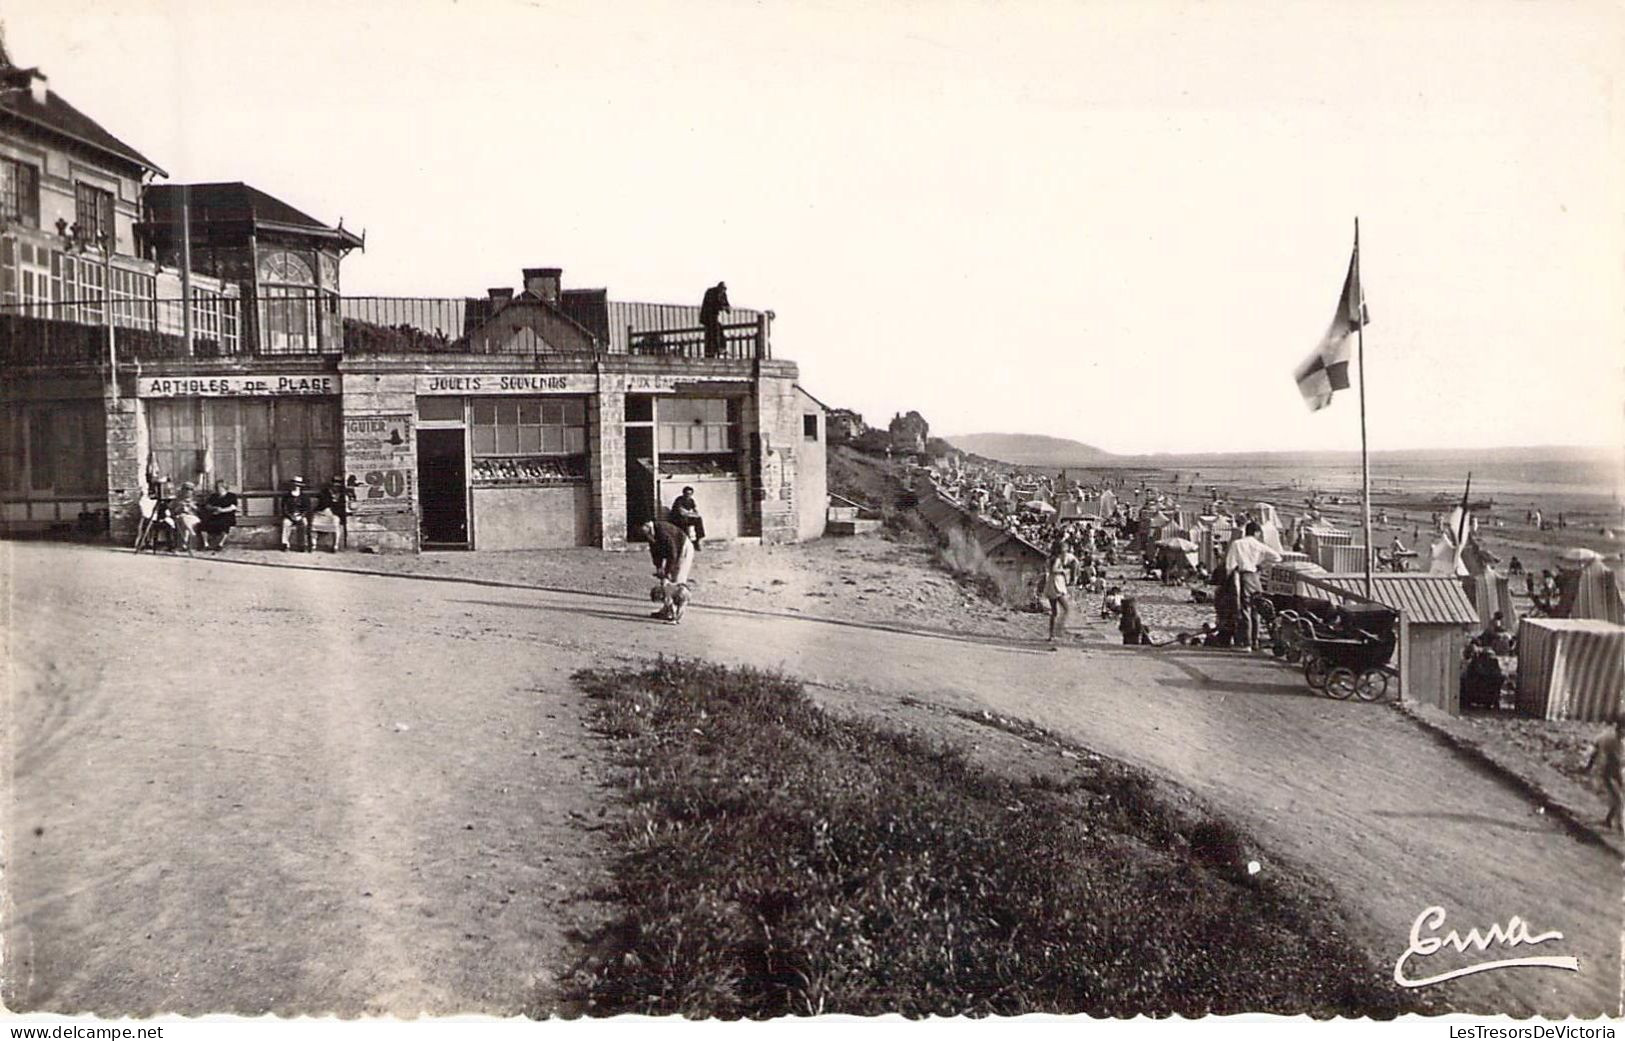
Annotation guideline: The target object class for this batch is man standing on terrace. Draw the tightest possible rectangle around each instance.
[1225,521,1283,651]
[700,281,730,357]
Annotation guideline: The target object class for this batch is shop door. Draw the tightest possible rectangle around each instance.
[625,426,656,540]
[417,428,468,545]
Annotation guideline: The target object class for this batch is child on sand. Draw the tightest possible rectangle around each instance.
[1585,721,1623,832]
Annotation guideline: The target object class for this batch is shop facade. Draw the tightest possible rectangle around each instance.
[56,352,824,552]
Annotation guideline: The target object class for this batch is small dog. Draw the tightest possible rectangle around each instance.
[650,580,692,624]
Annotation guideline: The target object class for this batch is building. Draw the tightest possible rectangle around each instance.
[1,48,827,553]
[888,410,928,454]
[1,47,240,534]
[825,408,865,444]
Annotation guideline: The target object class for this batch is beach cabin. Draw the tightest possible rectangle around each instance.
[1298,573,1480,714]
[1516,618,1625,722]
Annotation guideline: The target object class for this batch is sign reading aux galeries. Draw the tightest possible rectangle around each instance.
[137,375,337,397]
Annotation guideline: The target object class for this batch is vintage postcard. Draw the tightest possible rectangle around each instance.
[1,0,1622,1033]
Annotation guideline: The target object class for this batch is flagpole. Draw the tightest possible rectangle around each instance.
[1355,217,1374,598]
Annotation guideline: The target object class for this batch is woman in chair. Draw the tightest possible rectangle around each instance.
[200,479,239,551]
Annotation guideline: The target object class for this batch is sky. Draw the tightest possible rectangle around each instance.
[9,0,1623,455]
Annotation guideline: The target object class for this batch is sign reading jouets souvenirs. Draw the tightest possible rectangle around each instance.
[416,373,598,395]
[137,374,337,397]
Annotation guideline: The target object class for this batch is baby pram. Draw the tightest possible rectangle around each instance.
[1296,604,1399,701]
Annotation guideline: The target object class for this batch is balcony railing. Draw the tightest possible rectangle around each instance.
[0,295,772,365]
[626,318,769,361]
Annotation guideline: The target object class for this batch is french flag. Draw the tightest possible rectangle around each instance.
[1295,244,1370,411]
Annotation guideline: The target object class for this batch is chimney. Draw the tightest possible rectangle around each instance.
[27,69,45,104]
[488,287,514,304]
[522,267,562,305]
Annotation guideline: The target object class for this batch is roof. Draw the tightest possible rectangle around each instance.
[794,383,832,412]
[143,183,363,248]
[0,67,163,174]
[1309,573,1480,626]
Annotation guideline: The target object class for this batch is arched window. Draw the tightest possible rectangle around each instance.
[257,248,335,354]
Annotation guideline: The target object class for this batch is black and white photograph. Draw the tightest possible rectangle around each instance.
[1,0,1622,1032]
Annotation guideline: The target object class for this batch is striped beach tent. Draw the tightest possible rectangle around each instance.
[1515,617,1625,722]
[1570,560,1624,625]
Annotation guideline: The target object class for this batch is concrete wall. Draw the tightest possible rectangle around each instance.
[752,368,805,545]
[338,368,420,553]
[471,484,591,549]
[657,475,742,541]
[793,387,827,542]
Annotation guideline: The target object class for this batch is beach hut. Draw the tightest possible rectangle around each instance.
[1568,559,1624,625]
[1300,573,1480,714]
[1515,618,1625,722]
[1464,566,1519,631]
[1302,526,1352,563]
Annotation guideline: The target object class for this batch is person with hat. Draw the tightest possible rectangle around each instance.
[168,481,201,555]
[668,485,706,551]
[699,280,730,357]
[278,476,315,552]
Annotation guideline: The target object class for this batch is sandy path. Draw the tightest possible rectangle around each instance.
[4,543,1619,1016]
[2,544,611,1015]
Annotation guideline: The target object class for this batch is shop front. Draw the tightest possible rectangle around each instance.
[136,373,341,533]
[414,373,594,550]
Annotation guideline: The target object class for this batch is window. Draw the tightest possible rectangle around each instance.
[1,239,50,311]
[471,398,586,456]
[658,398,736,454]
[74,182,115,250]
[109,268,157,331]
[190,288,239,353]
[417,397,464,422]
[803,414,819,441]
[0,401,106,496]
[50,251,104,323]
[147,398,338,500]
[1,158,40,228]
[257,249,333,354]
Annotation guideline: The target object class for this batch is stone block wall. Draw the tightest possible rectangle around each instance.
[339,369,419,553]
[592,372,627,549]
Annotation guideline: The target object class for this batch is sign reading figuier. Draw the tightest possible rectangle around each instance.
[137,375,337,397]
[344,413,414,512]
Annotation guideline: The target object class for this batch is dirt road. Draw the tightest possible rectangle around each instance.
[3,543,1618,1016]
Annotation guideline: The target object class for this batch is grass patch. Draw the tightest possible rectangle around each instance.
[561,659,1422,1018]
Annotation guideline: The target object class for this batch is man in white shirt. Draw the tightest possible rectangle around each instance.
[1225,521,1284,650]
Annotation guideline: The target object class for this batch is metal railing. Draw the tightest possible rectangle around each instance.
[1,295,772,364]
[626,318,767,361]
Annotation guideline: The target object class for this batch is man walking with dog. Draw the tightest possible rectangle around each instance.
[642,518,696,623]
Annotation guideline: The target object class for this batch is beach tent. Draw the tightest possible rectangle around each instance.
[1569,559,1624,625]
[1427,535,1467,577]
[1254,503,1285,553]
[1023,500,1056,514]
[1465,566,1518,631]
[1516,617,1625,722]
[1097,489,1117,520]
